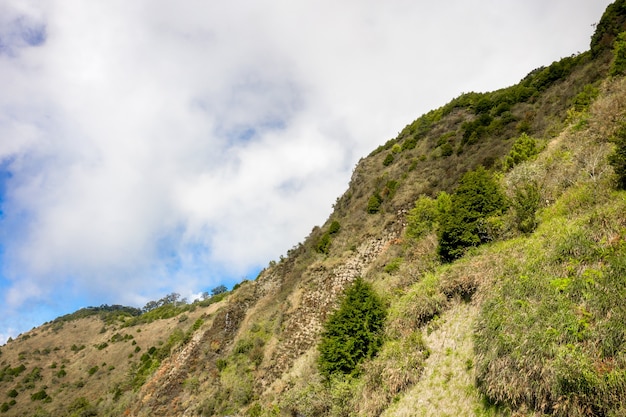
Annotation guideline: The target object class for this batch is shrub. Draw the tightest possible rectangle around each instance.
[382,153,394,166]
[406,196,438,240]
[318,278,386,378]
[609,122,626,189]
[512,181,541,233]
[440,142,454,157]
[367,193,382,214]
[438,166,508,261]
[383,257,402,274]
[316,232,332,254]
[610,32,626,76]
[6,389,17,398]
[502,133,540,171]
[30,390,49,402]
[71,344,85,353]
[67,397,97,417]
[328,220,341,235]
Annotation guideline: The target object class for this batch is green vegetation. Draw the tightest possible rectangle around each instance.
[0,364,27,382]
[2,5,625,416]
[51,304,141,325]
[318,278,387,378]
[67,397,97,417]
[502,133,540,171]
[609,122,626,189]
[591,0,626,57]
[475,195,626,416]
[437,166,508,261]
[405,195,438,240]
[611,32,626,76]
[30,389,49,402]
[511,180,541,234]
[315,220,341,254]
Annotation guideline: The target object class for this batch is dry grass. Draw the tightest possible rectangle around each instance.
[0,301,223,416]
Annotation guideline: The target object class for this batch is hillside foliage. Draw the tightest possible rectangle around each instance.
[2,4,626,417]
[318,277,386,378]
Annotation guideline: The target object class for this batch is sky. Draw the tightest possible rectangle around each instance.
[0,0,613,344]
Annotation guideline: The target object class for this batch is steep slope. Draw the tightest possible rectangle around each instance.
[2,2,626,416]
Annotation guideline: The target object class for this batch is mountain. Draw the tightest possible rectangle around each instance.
[2,2,626,416]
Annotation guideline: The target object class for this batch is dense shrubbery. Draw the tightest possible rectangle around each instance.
[315,220,341,254]
[591,0,626,57]
[611,32,626,76]
[475,197,626,416]
[502,133,540,171]
[405,196,438,240]
[318,278,386,378]
[609,122,626,189]
[437,167,508,262]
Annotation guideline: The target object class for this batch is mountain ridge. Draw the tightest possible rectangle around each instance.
[2,2,626,416]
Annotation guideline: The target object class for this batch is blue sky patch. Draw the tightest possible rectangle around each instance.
[0,16,46,56]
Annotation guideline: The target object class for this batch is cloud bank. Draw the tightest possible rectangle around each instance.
[0,0,611,342]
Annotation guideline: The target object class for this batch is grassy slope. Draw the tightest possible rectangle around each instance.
[2,4,626,416]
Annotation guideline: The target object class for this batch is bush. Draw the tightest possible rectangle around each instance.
[367,193,382,214]
[406,196,438,240]
[328,220,341,235]
[611,32,626,76]
[502,133,539,171]
[67,396,97,417]
[512,181,541,233]
[382,153,394,166]
[609,122,626,189]
[316,232,332,254]
[318,278,386,378]
[30,390,49,401]
[438,166,508,261]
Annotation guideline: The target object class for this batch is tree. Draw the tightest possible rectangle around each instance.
[406,196,438,240]
[318,278,386,378]
[367,193,382,214]
[610,32,626,76]
[609,123,626,189]
[512,181,541,234]
[211,285,228,296]
[438,166,508,262]
[502,133,539,171]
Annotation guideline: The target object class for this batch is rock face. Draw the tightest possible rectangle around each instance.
[129,226,399,416]
[267,232,397,380]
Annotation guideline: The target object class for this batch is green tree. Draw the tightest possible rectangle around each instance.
[211,285,228,296]
[609,123,626,189]
[406,196,438,240]
[610,32,626,76]
[318,278,386,378]
[438,167,507,261]
[367,193,382,214]
[512,181,541,234]
[328,220,341,235]
[503,133,539,171]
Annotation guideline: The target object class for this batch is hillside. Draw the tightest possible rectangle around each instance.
[2,2,626,416]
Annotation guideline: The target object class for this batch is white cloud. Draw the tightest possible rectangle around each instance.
[0,0,613,338]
